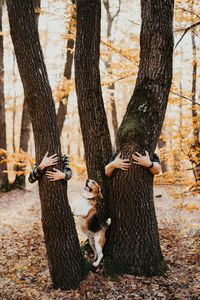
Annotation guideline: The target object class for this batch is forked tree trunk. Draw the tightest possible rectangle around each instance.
[13,0,40,188]
[7,0,84,289]
[0,0,9,190]
[57,0,75,136]
[104,0,174,276]
[75,0,112,196]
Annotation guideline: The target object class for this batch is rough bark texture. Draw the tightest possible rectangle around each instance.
[104,0,174,276]
[7,0,84,289]
[75,0,112,215]
[0,0,9,190]
[13,0,40,188]
[57,0,75,136]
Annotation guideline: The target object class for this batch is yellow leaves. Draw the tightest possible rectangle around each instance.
[175,203,199,212]
[54,77,75,102]
[0,149,35,176]
[101,39,139,64]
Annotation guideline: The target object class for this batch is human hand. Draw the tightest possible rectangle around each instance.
[39,152,58,170]
[132,151,152,168]
[112,153,131,171]
[46,168,65,181]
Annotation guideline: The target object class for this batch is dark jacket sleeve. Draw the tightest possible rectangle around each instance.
[62,155,72,181]
[152,153,160,164]
[28,165,45,183]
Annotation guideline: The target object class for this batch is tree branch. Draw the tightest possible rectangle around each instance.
[174,21,200,49]
[170,91,200,106]
[175,4,200,20]
[111,0,122,22]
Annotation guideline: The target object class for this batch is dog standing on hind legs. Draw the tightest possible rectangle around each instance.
[72,179,111,267]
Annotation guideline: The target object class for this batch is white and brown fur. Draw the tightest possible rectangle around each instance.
[72,179,111,267]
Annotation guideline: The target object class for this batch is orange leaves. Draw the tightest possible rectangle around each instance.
[0,149,35,176]
[54,77,74,102]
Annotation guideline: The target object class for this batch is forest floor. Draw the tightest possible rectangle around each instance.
[0,177,200,300]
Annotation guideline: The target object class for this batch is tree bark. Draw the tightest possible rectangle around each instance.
[13,0,40,188]
[75,0,112,201]
[188,29,200,183]
[104,0,174,276]
[7,0,84,289]
[57,0,75,136]
[103,0,120,146]
[0,0,9,190]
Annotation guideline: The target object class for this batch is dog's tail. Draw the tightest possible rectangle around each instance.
[106,218,111,226]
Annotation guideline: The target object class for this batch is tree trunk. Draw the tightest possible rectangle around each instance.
[157,136,168,173]
[0,0,9,190]
[57,0,75,136]
[13,0,41,188]
[75,0,112,201]
[103,0,119,146]
[104,0,174,276]
[7,0,84,289]
[188,29,200,183]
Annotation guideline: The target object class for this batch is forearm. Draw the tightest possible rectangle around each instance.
[105,162,115,177]
[28,165,44,183]
[149,163,161,175]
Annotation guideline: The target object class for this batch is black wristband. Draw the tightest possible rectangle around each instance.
[148,162,154,169]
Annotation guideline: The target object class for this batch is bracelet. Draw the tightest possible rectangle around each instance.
[148,162,154,169]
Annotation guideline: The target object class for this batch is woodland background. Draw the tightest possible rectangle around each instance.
[0,0,200,299]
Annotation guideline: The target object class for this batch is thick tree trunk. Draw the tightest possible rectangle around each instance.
[13,0,40,188]
[7,0,84,289]
[0,0,9,190]
[57,0,75,136]
[75,0,112,199]
[104,0,174,276]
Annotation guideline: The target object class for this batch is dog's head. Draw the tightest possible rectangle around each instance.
[84,179,103,199]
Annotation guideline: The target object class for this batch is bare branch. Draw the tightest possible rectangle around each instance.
[174,21,200,49]
[175,4,200,19]
[111,0,122,22]
[170,91,200,106]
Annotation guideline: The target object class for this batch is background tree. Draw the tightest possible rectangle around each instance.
[103,0,121,145]
[6,0,84,289]
[0,0,9,191]
[57,0,75,136]
[104,0,174,276]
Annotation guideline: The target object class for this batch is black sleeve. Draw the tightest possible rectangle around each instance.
[106,153,117,165]
[62,155,72,181]
[152,153,160,164]
[28,165,45,183]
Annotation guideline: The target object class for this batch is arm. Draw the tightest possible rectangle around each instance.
[46,155,72,181]
[105,153,131,177]
[132,151,161,175]
[28,152,58,183]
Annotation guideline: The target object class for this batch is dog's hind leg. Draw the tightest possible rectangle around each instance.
[93,233,105,267]
[89,238,97,259]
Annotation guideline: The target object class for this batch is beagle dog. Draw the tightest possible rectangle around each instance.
[72,179,111,267]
